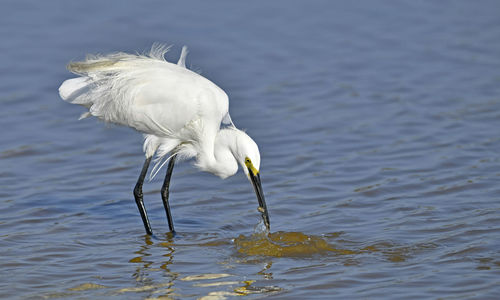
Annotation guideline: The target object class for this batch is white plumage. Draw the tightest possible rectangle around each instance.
[59,44,270,234]
[60,45,256,178]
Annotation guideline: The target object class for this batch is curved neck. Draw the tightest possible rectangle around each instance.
[196,128,239,179]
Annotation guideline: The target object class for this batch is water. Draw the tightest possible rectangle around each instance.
[1,0,500,298]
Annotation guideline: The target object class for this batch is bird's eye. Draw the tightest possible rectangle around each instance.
[245,158,250,163]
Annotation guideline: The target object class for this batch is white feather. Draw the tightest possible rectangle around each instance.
[59,44,260,180]
[177,46,188,68]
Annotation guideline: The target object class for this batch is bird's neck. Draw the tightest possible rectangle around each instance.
[197,128,239,179]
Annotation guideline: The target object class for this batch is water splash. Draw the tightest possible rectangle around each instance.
[253,219,269,234]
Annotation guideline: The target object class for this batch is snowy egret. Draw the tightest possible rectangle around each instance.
[59,45,270,235]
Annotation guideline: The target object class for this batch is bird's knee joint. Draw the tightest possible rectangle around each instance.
[133,185,143,198]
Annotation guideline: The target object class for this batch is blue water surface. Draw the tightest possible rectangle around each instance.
[1,1,500,299]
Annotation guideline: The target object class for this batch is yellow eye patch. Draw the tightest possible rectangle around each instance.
[245,157,259,175]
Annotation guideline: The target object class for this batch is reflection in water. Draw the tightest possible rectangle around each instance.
[125,234,177,298]
[123,233,286,298]
[234,231,356,257]
[180,273,233,281]
[193,278,282,298]
[47,232,438,299]
[257,261,273,280]
[233,280,282,296]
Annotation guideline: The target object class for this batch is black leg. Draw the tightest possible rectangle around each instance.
[133,157,153,235]
[161,154,177,233]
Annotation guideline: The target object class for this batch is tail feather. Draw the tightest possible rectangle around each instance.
[67,58,121,75]
[67,44,171,76]
[59,43,184,127]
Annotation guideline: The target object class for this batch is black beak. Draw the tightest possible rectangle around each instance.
[248,168,270,231]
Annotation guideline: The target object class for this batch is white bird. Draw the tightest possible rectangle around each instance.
[59,44,270,235]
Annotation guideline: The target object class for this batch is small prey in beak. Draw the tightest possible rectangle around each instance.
[246,158,270,231]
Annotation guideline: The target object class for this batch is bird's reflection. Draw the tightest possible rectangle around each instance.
[158,233,176,272]
[257,261,273,280]
[126,233,177,297]
[119,229,436,298]
[129,234,154,285]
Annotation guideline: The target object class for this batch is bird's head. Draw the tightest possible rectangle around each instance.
[232,130,270,230]
[214,127,270,230]
[229,129,260,179]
